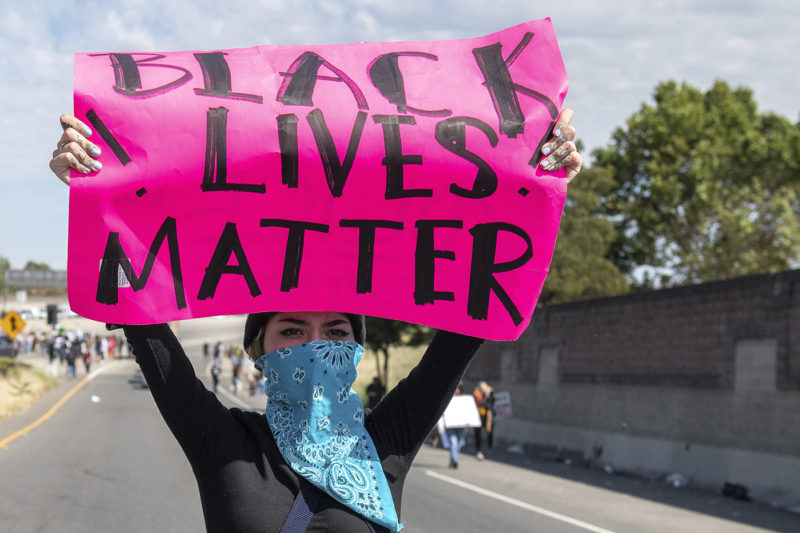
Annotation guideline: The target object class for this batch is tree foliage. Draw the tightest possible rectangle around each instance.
[593,80,800,286]
[364,317,432,387]
[540,164,629,305]
[0,256,9,294]
[23,261,51,271]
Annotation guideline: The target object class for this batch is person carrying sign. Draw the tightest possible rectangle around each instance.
[437,383,481,469]
[49,22,582,533]
[50,107,580,532]
[472,381,496,460]
[366,376,387,408]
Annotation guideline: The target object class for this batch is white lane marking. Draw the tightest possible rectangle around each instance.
[204,361,253,410]
[424,469,619,533]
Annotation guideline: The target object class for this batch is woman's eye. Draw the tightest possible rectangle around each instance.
[280,328,302,337]
[328,329,349,338]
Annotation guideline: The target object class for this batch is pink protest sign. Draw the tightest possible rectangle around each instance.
[68,18,569,341]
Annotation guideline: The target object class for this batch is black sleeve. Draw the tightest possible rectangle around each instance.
[123,324,241,465]
[365,330,484,465]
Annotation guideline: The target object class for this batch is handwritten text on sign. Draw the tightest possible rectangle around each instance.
[68,18,568,341]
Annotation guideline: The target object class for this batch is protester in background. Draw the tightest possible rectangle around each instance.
[473,381,495,460]
[50,109,582,532]
[82,337,93,374]
[255,372,266,396]
[366,376,386,408]
[443,383,468,468]
[54,332,67,375]
[65,339,78,379]
[230,345,242,395]
[46,335,59,377]
[36,331,46,354]
[240,356,261,396]
[100,335,109,360]
[24,332,34,353]
[211,354,221,394]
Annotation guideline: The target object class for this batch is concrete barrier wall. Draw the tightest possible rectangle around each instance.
[464,270,800,506]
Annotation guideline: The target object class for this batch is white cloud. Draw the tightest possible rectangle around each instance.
[1,0,799,267]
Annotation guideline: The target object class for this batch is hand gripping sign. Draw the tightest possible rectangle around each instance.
[68,18,569,341]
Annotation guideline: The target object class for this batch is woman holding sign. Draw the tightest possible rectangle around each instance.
[50,110,581,533]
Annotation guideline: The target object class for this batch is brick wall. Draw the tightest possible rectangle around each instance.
[465,269,800,456]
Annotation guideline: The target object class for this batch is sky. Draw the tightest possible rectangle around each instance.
[1,0,798,270]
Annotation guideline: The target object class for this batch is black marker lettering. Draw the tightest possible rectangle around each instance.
[277,51,368,110]
[85,109,132,166]
[96,216,186,310]
[468,222,533,325]
[368,52,452,117]
[260,219,329,292]
[193,52,263,103]
[197,222,261,300]
[277,114,299,188]
[307,109,367,197]
[472,32,559,138]
[529,120,557,167]
[414,220,463,305]
[339,220,404,293]
[103,53,193,98]
[201,107,266,194]
[372,115,432,199]
[435,117,499,199]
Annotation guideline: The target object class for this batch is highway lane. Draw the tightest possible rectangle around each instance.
[0,359,204,532]
[1,316,797,532]
[404,446,794,533]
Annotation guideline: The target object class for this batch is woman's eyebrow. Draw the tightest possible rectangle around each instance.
[323,319,348,327]
[278,318,309,325]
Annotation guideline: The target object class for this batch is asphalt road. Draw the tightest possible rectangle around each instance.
[1,316,798,532]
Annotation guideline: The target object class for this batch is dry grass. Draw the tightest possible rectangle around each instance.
[0,358,59,420]
[353,344,427,401]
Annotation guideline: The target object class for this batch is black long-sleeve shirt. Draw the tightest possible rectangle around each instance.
[124,324,483,532]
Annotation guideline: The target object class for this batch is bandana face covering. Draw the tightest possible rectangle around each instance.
[255,341,402,532]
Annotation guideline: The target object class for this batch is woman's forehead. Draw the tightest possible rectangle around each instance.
[269,311,350,325]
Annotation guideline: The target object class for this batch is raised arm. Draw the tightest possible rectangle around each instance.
[50,116,237,463]
[122,324,235,462]
[364,330,484,464]
[365,107,582,463]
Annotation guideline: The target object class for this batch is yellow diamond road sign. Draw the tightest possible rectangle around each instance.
[1,310,26,340]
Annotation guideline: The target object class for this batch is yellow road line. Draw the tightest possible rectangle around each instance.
[0,364,107,449]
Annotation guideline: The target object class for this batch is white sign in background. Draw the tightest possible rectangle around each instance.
[441,394,482,428]
[494,391,513,420]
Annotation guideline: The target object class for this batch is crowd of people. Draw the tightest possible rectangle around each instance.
[7,325,396,408]
[9,328,126,379]
[202,340,390,408]
[204,341,264,396]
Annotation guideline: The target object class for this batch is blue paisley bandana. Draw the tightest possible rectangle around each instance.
[255,341,402,532]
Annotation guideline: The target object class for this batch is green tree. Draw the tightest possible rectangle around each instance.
[0,256,9,295]
[539,164,629,304]
[594,80,800,285]
[23,261,51,271]
[364,317,432,388]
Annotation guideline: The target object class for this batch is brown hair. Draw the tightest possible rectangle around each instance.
[246,326,266,362]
